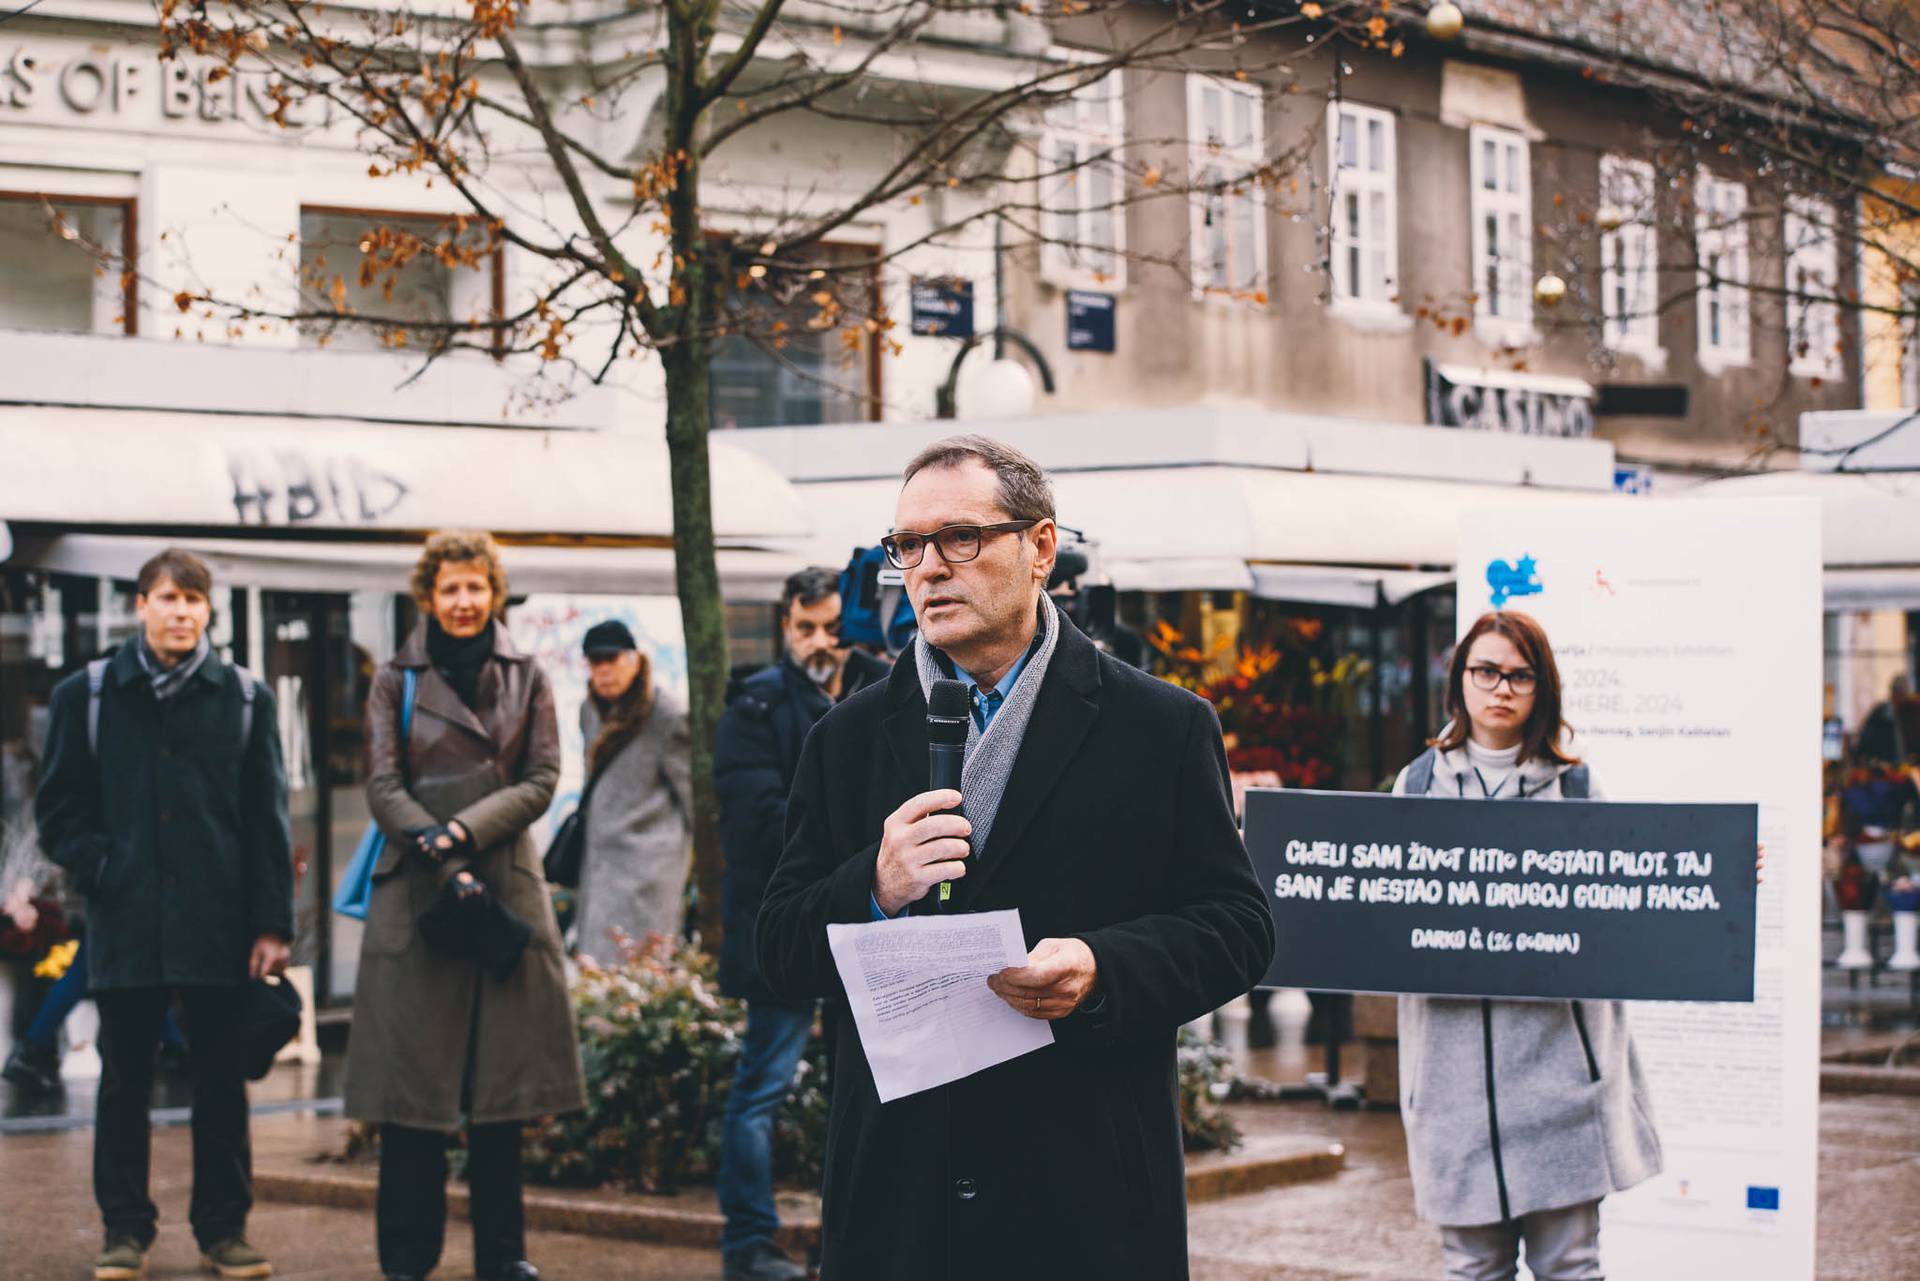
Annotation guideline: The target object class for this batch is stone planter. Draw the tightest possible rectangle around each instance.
[1837,910,1875,969]
[1889,912,1920,972]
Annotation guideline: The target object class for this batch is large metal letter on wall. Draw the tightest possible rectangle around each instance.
[1458,498,1821,1280]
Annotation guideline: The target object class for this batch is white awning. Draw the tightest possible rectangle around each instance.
[1692,470,1920,570]
[1249,565,1456,607]
[7,534,802,602]
[1826,568,1920,611]
[785,466,1619,595]
[0,406,809,545]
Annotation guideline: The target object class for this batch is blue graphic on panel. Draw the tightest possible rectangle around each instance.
[1486,555,1543,608]
[1745,1186,1780,1212]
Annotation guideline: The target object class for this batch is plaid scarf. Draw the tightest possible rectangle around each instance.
[137,633,211,701]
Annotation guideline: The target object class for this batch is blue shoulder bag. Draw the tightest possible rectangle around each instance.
[332,668,417,921]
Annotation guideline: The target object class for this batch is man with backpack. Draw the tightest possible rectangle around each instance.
[35,548,293,1281]
[711,566,888,1281]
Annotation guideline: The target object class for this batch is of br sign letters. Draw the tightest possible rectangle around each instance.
[1246,790,1758,1002]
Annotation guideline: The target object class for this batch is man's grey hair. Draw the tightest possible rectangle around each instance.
[902,434,1055,523]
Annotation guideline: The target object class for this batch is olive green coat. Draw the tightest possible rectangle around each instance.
[343,625,586,1132]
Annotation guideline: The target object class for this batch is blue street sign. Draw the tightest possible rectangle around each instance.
[1066,290,1116,353]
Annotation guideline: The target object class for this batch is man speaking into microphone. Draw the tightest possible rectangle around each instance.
[756,435,1274,1280]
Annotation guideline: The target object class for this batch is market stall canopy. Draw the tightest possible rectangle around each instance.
[7,533,801,602]
[728,409,1618,604]
[0,406,809,545]
[1691,468,1920,609]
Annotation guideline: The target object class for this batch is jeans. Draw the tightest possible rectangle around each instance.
[93,986,251,1250]
[23,939,185,1051]
[1439,1199,1604,1281]
[377,1122,526,1276]
[717,1001,814,1257]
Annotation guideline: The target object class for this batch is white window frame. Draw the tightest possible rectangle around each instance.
[1694,169,1751,370]
[1186,74,1267,302]
[1469,124,1533,344]
[1598,155,1660,359]
[1326,100,1402,323]
[1040,70,1127,291]
[1784,194,1842,380]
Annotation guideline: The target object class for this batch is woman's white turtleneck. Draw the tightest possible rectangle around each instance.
[1463,737,1523,799]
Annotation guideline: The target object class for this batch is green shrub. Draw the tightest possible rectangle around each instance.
[522,935,1241,1190]
[1177,1027,1242,1154]
[522,935,828,1194]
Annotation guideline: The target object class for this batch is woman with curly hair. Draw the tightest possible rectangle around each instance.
[344,530,584,1281]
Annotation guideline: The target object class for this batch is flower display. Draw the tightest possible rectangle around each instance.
[1147,619,1367,790]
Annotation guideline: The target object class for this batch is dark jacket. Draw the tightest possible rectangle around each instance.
[714,650,886,1001]
[35,640,292,991]
[755,620,1275,1281]
[342,624,586,1131]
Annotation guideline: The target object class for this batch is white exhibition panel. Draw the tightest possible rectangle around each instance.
[7,534,803,602]
[1459,498,1822,1281]
[0,407,810,544]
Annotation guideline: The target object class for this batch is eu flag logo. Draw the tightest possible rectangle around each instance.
[1746,1186,1780,1212]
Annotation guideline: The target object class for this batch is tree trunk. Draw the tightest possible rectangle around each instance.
[661,335,727,949]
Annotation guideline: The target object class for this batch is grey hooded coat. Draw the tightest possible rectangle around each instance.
[572,691,692,965]
[1393,739,1663,1227]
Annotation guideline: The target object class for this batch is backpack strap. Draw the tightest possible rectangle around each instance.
[232,664,260,749]
[1560,764,1591,799]
[88,655,266,757]
[86,658,111,757]
[1402,746,1438,796]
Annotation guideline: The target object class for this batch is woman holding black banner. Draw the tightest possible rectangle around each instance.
[343,530,585,1281]
[1391,609,1657,1281]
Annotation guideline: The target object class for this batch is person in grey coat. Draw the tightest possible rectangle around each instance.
[1391,609,1659,1281]
[571,619,692,964]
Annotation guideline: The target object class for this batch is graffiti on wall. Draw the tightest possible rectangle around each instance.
[228,451,410,527]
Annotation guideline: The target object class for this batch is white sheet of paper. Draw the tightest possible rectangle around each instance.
[826,908,1054,1103]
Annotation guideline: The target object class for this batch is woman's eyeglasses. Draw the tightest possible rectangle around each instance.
[1467,664,1537,694]
[880,521,1037,570]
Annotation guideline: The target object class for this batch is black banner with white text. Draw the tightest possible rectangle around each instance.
[1246,789,1758,1002]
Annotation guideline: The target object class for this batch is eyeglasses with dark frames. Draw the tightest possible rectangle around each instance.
[880,521,1038,570]
[1466,664,1537,694]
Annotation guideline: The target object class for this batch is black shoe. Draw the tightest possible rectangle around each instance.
[382,1275,424,1281]
[724,1242,808,1281]
[3,1039,61,1093]
[476,1264,537,1281]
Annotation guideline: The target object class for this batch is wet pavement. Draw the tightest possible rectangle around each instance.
[4,985,1915,1279]
[2,1080,1914,1280]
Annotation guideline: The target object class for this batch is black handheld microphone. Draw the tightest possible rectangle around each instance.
[927,678,970,906]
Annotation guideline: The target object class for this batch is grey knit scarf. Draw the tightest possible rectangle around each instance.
[137,634,211,701]
[913,595,1062,862]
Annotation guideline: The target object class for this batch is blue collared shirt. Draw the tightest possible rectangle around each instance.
[868,649,1035,921]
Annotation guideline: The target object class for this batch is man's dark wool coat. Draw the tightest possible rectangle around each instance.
[756,618,1275,1281]
[714,648,889,1003]
[35,640,293,991]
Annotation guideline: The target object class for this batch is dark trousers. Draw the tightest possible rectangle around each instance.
[26,939,186,1051]
[94,986,251,1249]
[377,1122,525,1277]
